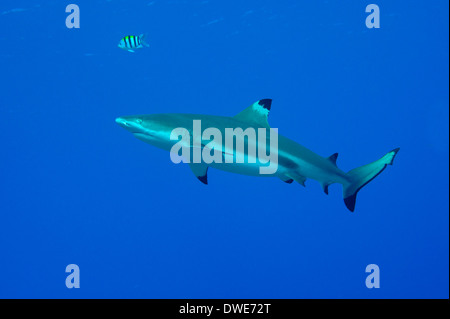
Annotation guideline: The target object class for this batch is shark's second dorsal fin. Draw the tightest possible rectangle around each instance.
[328,153,338,166]
[233,99,272,128]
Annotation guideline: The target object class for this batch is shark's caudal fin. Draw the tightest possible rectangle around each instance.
[343,148,400,212]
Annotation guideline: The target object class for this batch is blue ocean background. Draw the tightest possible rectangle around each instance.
[0,0,448,298]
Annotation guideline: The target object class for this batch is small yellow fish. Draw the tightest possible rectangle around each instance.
[118,34,149,53]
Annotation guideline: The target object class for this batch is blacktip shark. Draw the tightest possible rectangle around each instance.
[116,99,399,212]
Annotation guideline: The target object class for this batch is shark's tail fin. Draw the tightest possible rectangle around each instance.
[343,148,400,212]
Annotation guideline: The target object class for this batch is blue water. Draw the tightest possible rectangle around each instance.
[0,0,448,298]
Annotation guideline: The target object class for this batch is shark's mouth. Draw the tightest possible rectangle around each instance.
[133,132,154,138]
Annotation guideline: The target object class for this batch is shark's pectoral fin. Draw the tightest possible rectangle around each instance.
[188,162,208,185]
[286,173,307,187]
[279,175,294,184]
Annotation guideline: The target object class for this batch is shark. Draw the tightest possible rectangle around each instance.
[116,99,399,212]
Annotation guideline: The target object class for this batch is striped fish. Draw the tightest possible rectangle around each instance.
[118,34,149,52]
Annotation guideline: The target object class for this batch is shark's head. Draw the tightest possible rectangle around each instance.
[115,114,180,150]
[116,116,144,133]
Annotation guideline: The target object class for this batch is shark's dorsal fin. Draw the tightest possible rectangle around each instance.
[327,153,338,166]
[233,99,272,128]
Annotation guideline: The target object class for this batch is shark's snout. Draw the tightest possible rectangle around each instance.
[116,116,148,136]
[115,116,140,133]
[115,117,128,128]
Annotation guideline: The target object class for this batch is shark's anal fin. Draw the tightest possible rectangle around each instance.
[321,182,331,195]
[318,153,338,194]
[188,162,208,185]
[234,99,272,128]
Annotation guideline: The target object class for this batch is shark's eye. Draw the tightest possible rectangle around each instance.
[136,118,143,124]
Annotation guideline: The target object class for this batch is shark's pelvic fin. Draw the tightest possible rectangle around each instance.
[343,148,400,212]
[279,175,294,184]
[189,162,208,185]
[286,172,307,187]
[233,99,272,128]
